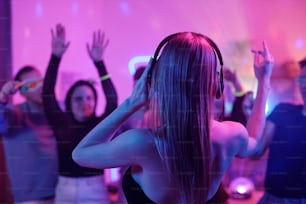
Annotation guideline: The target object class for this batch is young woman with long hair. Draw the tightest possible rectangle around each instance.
[73,32,273,204]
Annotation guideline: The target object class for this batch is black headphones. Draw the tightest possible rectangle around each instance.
[148,32,224,98]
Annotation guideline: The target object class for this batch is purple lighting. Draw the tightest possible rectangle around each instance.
[72,2,79,15]
[119,1,130,15]
[35,2,43,17]
[295,38,304,49]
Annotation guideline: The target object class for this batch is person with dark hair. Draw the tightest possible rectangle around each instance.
[0,66,58,203]
[227,91,254,125]
[72,32,273,203]
[222,68,254,125]
[43,24,118,203]
[256,59,306,203]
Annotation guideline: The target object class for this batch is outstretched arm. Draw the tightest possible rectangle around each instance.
[72,59,153,169]
[43,23,70,125]
[87,30,118,117]
[237,41,274,157]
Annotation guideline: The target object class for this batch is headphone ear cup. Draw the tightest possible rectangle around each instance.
[215,70,224,99]
[147,58,156,87]
[215,78,222,99]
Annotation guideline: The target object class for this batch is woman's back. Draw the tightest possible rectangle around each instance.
[73,32,273,204]
[121,119,248,203]
[115,128,178,204]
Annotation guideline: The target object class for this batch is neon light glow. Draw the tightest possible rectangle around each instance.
[128,55,151,76]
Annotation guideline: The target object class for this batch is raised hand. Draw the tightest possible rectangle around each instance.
[51,24,70,58]
[252,41,274,81]
[86,30,109,62]
[0,81,23,102]
[223,67,238,83]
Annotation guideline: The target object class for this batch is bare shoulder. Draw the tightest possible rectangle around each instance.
[116,128,155,146]
[211,120,248,156]
[113,128,156,159]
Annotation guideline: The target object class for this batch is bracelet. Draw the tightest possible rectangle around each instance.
[234,90,245,97]
[100,74,111,81]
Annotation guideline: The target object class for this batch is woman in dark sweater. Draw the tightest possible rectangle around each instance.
[43,24,118,203]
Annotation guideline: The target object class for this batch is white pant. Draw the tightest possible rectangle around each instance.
[55,175,110,204]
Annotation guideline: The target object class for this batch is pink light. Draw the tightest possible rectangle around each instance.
[237,185,247,194]
[120,2,130,15]
[72,2,79,15]
[128,55,151,75]
[295,38,304,49]
[35,2,43,17]
[23,27,31,38]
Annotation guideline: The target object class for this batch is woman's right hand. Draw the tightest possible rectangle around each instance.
[51,23,70,58]
[0,81,22,101]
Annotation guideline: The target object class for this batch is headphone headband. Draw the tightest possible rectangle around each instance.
[153,32,223,67]
[149,32,224,98]
[153,33,182,61]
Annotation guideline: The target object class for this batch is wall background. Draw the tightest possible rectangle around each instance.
[11,0,306,113]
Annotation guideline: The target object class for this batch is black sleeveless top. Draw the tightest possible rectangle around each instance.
[122,167,155,204]
[122,167,228,204]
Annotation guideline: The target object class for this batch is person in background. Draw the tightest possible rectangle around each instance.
[0,66,58,204]
[255,60,306,203]
[43,23,118,203]
[222,68,268,190]
[223,68,252,124]
[72,32,273,203]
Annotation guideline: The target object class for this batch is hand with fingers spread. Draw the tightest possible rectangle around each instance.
[51,24,70,58]
[87,30,109,62]
[252,41,274,81]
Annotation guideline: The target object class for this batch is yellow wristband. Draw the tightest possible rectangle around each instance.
[100,74,111,81]
[235,90,245,97]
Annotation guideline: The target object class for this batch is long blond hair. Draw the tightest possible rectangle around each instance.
[149,32,220,203]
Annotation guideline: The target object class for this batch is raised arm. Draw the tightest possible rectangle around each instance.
[43,24,70,124]
[237,41,273,157]
[0,81,23,133]
[72,59,153,169]
[86,30,118,117]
